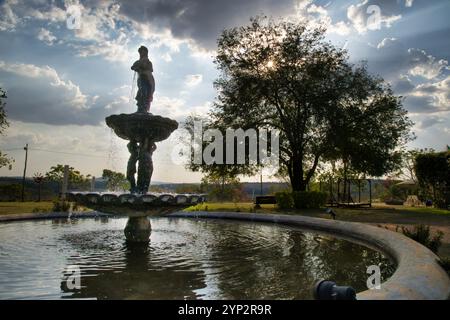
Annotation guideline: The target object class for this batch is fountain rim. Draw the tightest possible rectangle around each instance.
[0,211,448,300]
[169,211,450,300]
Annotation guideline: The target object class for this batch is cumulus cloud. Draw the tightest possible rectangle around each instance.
[408,48,449,80]
[405,0,414,8]
[399,75,450,115]
[0,0,135,63]
[3,0,408,61]
[417,116,445,129]
[0,61,126,125]
[0,0,66,31]
[367,37,450,117]
[117,0,297,50]
[184,74,203,87]
[392,75,415,94]
[290,0,352,36]
[37,28,57,45]
[376,37,397,49]
[372,38,449,80]
[411,76,450,111]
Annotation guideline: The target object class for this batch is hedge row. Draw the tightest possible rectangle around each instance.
[275,191,327,209]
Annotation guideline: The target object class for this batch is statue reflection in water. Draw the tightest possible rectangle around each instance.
[61,242,206,300]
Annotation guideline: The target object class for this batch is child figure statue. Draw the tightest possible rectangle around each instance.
[131,46,155,113]
[126,140,139,194]
[136,139,157,194]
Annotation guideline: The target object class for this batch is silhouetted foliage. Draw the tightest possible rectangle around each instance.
[0,87,14,169]
[201,172,244,202]
[0,184,22,201]
[414,151,450,208]
[102,169,128,191]
[33,172,46,202]
[401,224,443,254]
[275,191,294,209]
[45,164,90,190]
[211,17,412,191]
[183,115,257,184]
[439,257,450,276]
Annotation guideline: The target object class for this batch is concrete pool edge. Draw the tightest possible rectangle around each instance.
[168,211,450,300]
[1,210,449,300]
[0,211,108,222]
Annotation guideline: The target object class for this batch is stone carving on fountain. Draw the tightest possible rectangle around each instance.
[65,192,206,217]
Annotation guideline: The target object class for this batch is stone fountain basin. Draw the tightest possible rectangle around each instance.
[0,209,448,299]
[105,113,178,142]
[66,192,206,217]
[170,211,450,300]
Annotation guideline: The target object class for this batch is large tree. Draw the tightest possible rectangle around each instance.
[45,164,90,190]
[211,17,412,191]
[102,169,129,192]
[183,114,256,192]
[414,151,450,208]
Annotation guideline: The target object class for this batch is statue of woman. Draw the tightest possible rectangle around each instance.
[131,46,155,113]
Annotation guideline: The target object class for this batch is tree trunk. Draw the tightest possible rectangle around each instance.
[290,169,307,191]
[288,154,311,192]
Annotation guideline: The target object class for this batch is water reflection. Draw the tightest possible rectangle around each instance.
[62,242,206,299]
[0,218,395,300]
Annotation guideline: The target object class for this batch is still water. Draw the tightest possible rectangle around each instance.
[0,217,395,299]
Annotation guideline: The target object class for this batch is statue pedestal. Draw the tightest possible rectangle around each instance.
[124,217,152,243]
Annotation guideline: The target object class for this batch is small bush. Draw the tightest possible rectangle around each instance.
[275,191,294,209]
[32,207,50,213]
[401,224,443,254]
[438,257,450,277]
[292,191,327,209]
[52,201,72,212]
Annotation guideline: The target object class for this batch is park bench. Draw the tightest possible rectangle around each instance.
[254,196,277,208]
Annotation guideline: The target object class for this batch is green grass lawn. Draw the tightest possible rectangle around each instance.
[0,201,54,215]
[186,201,450,259]
[185,201,450,220]
[185,202,276,213]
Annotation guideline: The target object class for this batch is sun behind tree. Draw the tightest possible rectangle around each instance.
[209,16,413,191]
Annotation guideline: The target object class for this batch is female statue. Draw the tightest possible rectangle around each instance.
[131,46,155,113]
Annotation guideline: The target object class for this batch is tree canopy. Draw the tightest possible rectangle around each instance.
[0,88,14,170]
[206,16,412,191]
[102,169,129,191]
[45,164,90,189]
[414,151,450,208]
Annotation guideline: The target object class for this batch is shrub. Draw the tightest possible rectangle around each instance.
[32,207,49,213]
[0,184,22,201]
[438,257,450,277]
[52,201,72,212]
[275,191,294,209]
[401,224,443,254]
[292,191,327,209]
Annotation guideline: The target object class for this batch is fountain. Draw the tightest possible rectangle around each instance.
[67,46,202,243]
[2,46,447,300]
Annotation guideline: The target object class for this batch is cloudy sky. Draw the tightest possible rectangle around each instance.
[0,0,448,182]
